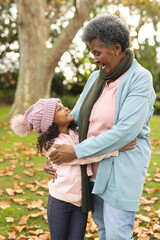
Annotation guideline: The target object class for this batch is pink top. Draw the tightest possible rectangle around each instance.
[45,129,118,207]
[87,75,123,179]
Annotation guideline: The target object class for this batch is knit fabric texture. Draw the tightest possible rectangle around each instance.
[24,98,61,133]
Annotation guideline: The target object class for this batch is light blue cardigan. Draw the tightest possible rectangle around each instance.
[72,59,156,211]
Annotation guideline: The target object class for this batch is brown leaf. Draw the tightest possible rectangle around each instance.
[23,170,35,177]
[6,188,15,196]
[7,231,17,239]
[36,191,45,196]
[0,190,4,196]
[2,137,8,142]
[21,162,34,168]
[18,215,29,225]
[29,229,43,235]
[6,217,14,223]
[0,201,10,209]
[138,234,150,240]
[154,233,160,238]
[26,199,43,210]
[0,235,5,239]
[135,214,151,223]
[144,188,160,194]
[16,235,27,240]
[13,174,21,179]
[10,226,27,233]
[10,197,27,205]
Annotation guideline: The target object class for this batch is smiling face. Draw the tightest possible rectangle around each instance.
[89,39,124,74]
[54,103,74,133]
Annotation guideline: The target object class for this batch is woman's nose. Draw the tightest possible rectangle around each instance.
[94,56,98,64]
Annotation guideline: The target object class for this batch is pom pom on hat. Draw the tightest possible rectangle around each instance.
[11,114,28,137]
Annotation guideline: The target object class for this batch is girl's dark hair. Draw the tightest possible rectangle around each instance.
[37,120,77,154]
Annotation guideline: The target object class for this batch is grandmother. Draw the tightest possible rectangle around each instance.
[49,15,156,240]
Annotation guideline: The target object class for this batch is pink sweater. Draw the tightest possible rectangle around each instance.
[45,129,118,207]
[87,75,123,179]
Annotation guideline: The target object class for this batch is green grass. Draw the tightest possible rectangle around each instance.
[0,106,159,239]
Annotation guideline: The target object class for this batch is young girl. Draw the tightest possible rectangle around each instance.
[11,98,136,240]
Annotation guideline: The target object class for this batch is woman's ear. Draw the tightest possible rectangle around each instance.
[113,43,122,56]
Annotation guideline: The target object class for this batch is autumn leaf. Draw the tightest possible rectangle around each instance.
[6,217,15,223]
[0,201,10,209]
[10,225,28,233]
[18,215,29,225]
[135,214,151,223]
[26,199,43,210]
[29,229,43,235]
[7,231,17,239]
[10,197,27,205]
[16,235,27,240]
[23,170,35,177]
[0,235,5,240]
[0,190,4,196]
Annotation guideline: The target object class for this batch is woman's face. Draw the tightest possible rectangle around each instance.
[89,39,121,74]
[54,103,74,129]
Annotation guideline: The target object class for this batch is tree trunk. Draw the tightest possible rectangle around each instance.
[10,0,96,116]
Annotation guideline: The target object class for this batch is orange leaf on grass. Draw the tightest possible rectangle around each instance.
[23,170,35,177]
[29,229,43,236]
[0,190,4,196]
[6,217,14,223]
[0,201,10,209]
[10,197,27,205]
[10,225,28,233]
[18,215,29,225]
[16,235,27,240]
[7,231,16,239]
[135,214,151,223]
[26,199,43,210]
[0,235,5,239]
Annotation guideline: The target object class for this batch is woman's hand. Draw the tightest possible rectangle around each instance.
[119,138,137,152]
[44,159,57,179]
[49,144,77,165]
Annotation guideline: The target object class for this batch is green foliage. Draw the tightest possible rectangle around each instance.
[60,94,80,109]
[154,101,160,115]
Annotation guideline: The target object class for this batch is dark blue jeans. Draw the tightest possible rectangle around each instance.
[47,194,88,240]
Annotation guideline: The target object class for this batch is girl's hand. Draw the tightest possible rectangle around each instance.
[44,159,57,179]
[119,138,137,152]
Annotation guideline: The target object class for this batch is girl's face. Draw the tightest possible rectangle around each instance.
[89,39,122,74]
[54,103,74,131]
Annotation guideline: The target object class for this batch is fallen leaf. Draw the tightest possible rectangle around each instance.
[0,190,3,196]
[24,170,35,177]
[7,231,17,239]
[0,235,5,239]
[10,225,28,233]
[10,197,27,205]
[29,229,43,235]
[6,217,14,223]
[18,215,29,225]
[0,201,10,209]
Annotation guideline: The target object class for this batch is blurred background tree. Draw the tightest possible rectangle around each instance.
[0,0,160,115]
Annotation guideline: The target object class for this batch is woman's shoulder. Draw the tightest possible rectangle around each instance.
[131,59,152,78]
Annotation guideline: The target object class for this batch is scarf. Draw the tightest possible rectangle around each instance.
[79,49,133,213]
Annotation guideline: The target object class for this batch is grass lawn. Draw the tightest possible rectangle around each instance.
[0,106,159,239]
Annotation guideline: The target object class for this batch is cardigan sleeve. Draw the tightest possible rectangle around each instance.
[74,69,156,159]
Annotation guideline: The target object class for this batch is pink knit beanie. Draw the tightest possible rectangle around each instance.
[11,98,61,136]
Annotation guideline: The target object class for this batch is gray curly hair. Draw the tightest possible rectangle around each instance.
[82,14,130,51]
